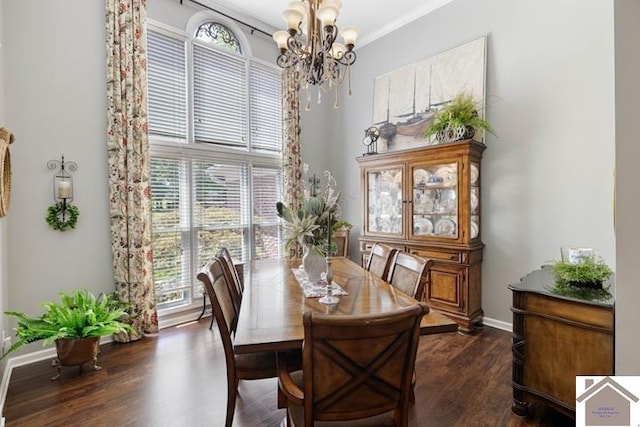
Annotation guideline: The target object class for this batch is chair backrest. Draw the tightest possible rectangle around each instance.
[387,252,434,301]
[332,229,349,257]
[197,259,238,369]
[301,303,429,426]
[366,243,398,281]
[217,247,243,310]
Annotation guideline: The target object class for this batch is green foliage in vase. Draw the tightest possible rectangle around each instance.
[549,256,614,301]
[423,93,495,139]
[2,289,133,360]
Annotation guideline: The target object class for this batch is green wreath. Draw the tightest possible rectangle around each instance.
[46,202,79,232]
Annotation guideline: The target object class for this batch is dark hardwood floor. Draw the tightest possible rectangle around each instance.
[3,320,574,427]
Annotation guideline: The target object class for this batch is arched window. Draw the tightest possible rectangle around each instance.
[195,22,242,54]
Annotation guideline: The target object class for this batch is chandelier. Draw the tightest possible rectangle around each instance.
[272,0,359,109]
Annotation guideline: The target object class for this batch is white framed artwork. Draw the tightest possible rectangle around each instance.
[372,36,487,152]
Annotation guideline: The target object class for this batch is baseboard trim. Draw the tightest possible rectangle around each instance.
[482,316,512,332]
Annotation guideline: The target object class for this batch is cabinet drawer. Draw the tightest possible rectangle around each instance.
[361,241,405,252]
[410,248,461,263]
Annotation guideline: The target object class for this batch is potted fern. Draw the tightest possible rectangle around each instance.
[2,289,133,380]
[424,93,494,144]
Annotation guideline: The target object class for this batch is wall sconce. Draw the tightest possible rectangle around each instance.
[46,155,80,232]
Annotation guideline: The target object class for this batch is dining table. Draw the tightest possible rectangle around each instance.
[233,256,458,355]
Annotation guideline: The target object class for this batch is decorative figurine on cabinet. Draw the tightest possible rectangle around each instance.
[362,126,380,155]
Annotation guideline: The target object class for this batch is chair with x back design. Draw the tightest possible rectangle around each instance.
[277,303,429,426]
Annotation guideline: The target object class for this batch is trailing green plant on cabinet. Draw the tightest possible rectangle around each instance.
[357,139,485,332]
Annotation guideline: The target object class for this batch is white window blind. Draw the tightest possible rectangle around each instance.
[147,31,187,140]
[250,62,283,152]
[193,45,247,146]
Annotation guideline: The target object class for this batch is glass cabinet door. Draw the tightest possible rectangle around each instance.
[470,162,480,239]
[366,168,403,235]
[411,163,458,239]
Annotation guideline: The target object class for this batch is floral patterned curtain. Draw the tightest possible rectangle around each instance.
[282,67,303,258]
[105,0,158,341]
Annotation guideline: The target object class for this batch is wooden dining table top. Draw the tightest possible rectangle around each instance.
[233,257,458,354]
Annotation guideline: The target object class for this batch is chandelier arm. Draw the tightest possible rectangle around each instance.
[336,50,357,67]
[322,25,338,53]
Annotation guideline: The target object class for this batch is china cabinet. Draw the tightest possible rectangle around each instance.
[357,139,485,332]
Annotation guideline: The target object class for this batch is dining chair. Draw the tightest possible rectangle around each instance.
[217,247,243,314]
[277,303,429,427]
[386,251,434,301]
[198,258,300,427]
[386,251,434,403]
[365,242,398,281]
[332,229,349,257]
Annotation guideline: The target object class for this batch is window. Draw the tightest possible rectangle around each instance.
[147,20,283,312]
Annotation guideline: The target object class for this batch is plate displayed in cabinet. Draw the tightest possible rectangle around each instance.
[470,192,479,213]
[434,218,456,236]
[413,217,433,235]
[470,164,479,185]
[434,166,457,186]
[471,219,479,238]
[413,169,431,186]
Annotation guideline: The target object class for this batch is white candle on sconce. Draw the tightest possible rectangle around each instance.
[57,180,71,199]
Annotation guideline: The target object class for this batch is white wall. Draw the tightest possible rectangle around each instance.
[3,0,110,357]
[614,0,640,374]
[336,0,616,326]
[0,0,8,378]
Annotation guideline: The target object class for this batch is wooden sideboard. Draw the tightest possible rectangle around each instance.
[509,266,615,418]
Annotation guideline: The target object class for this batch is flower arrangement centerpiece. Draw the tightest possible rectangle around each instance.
[276,168,341,281]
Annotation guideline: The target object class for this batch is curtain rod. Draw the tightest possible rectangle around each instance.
[179,0,272,38]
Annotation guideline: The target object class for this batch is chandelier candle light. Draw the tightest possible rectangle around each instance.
[273,0,359,109]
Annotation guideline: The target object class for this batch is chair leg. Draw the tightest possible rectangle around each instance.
[225,378,238,427]
[410,370,416,403]
[197,292,206,321]
[277,384,286,409]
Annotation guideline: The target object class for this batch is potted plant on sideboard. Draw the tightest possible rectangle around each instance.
[549,255,614,302]
[2,289,133,380]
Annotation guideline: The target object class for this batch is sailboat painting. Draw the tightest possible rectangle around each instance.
[372,36,487,152]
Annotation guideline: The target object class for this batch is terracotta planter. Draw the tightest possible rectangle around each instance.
[52,337,101,380]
